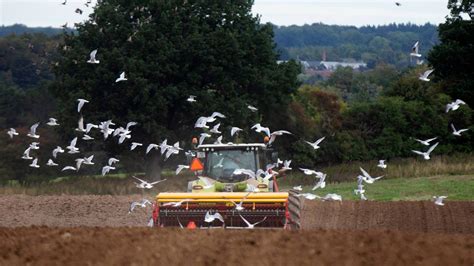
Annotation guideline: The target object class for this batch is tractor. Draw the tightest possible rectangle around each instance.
[152,142,301,229]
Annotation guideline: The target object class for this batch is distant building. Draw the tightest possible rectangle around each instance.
[319,61,367,70]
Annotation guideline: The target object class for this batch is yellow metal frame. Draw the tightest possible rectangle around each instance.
[156,192,289,203]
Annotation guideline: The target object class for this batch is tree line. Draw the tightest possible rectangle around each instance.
[0,0,472,183]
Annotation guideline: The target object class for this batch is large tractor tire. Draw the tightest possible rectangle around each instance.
[287,189,303,230]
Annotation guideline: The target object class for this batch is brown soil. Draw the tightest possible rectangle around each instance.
[301,200,474,234]
[0,227,472,266]
[0,195,473,265]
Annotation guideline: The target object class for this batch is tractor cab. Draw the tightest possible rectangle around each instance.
[187,143,277,192]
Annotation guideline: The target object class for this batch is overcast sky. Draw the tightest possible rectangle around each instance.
[0,0,449,28]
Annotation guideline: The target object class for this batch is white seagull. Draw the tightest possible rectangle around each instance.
[230,127,243,137]
[414,137,438,146]
[176,165,190,175]
[130,142,143,151]
[62,166,77,171]
[187,95,197,102]
[446,99,466,113]
[7,128,19,139]
[247,105,258,112]
[77,98,89,112]
[108,158,119,166]
[377,160,387,169]
[240,215,267,229]
[102,165,116,176]
[22,147,33,160]
[115,72,127,82]
[52,146,65,158]
[133,176,167,189]
[66,137,80,154]
[359,167,384,184]
[46,159,58,166]
[419,69,434,82]
[433,196,447,206]
[129,199,152,213]
[292,185,303,191]
[199,133,211,146]
[305,136,325,150]
[251,123,270,137]
[230,192,252,211]
[204,211,224,224]
[410,41,422,57]
[312,174,327,190]
[87,49,100,64]
[412,142,439,160]
[321,193,342,201]
[451,123,469,136]
[210,123,221,134]
[146,143,159,154]
[29,158,40,168]
[82,134,94,141]
[27,122,40,139]
[47,118,60,126]
[268,130,292,145]
[162,199,192,207]
[296,193,319,200]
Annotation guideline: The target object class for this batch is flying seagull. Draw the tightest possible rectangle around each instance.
[187,95,197,102]
[130,142,143,151]
[305,137,325,150]
[419,69,434,82]
[230,192,252,211]
[199,133,211,146]
[27,122,40,139]
[47,118,60,126]
[251,123,270,137]
[115,72,127,82]
[451,123,469,136]
[377,160,387,169]
[46,159,58,166]
[230,127,243,137]
[77,98,89,112]
[204,211,225,224]
[414,137,437,146]
[239,215,267,229]
[102,165,116,176]
[359,167,383,184]
[247,105,258,112]
[146,143,158,154]
[62,166,77,171]
[410,41,421,57]
[108,158,119,166]
[133,176,167,189]
[129,199,152,213]
[412,142,439,160]
[52,146,65,158]
[176,165,190,175]
[7,128,19,139]
[87,49,99,64]
[22,147,33,160]
[446,99,466,113]
[210,123,221,134]
[29,158,40,168]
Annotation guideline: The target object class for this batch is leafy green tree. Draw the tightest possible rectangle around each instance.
[428,0,474,108]
[50,0,300,179]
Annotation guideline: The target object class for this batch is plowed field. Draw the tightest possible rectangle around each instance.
[0,195,472,265]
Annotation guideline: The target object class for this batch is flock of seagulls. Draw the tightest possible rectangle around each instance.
[3,0,468,228]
